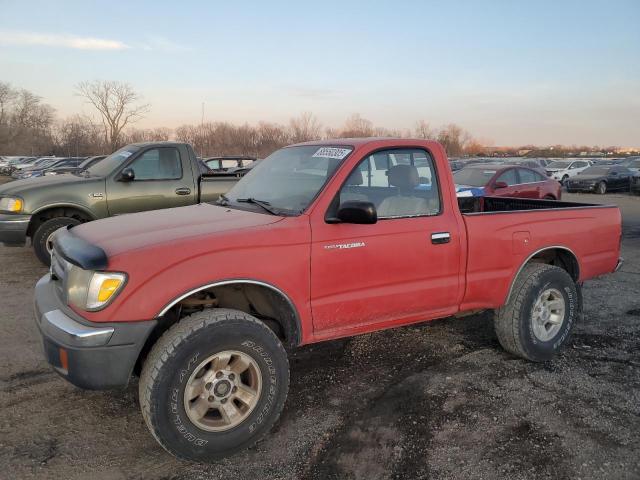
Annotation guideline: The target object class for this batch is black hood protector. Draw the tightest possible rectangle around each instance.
[54,226,108,270]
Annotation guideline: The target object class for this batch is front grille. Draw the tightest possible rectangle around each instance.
[50,249,70,301]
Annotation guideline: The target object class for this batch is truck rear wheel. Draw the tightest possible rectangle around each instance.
[139,308,289,462]
[33,217,80,266]
[494,264,579,362]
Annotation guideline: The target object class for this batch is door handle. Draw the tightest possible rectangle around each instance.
[431,232,451,244]
[175,187,191,196]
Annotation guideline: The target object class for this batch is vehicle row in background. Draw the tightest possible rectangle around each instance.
[566,165,635,194]
[450,155,640,196]
[11,157,88,179]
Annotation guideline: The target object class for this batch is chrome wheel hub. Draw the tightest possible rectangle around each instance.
[183,350,262,432]
[532,288,566,342]
[46,232,55,255]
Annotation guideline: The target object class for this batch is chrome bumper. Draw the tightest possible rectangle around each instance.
[0,213,31,246]
[615,257,624,272]
[39,309,114,347]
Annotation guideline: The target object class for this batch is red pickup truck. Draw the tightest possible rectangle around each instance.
[34,138,622,461]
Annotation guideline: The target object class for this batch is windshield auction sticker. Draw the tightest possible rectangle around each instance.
[312,147,352,160]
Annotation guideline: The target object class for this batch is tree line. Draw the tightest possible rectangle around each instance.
[3,80,634,159]
[0,80,483,158]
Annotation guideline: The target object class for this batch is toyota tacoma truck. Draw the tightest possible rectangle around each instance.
[34,138,622,462]
[0,142,242,265]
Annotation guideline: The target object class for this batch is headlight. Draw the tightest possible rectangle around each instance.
[0,197,23,213]
[45,171,58,176]
[67,266,127,311]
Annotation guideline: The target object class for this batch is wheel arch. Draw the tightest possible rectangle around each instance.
[27,204,96,237]
[505,246,580,304]
[134,279,302,375]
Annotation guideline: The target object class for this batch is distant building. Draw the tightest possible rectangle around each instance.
[517,149,532,156]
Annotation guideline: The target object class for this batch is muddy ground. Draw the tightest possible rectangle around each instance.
[0,190,638,480]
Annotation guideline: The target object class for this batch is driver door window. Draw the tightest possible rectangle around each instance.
[338,149,441,218]
[128,148,182,180]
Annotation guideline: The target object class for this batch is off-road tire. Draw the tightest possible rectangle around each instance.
[32,217,80,266]
[139,308,290,462]
[494,264,579,362]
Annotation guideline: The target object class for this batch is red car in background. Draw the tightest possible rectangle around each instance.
[454,164,562,200]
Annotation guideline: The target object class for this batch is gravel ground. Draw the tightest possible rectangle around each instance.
[0,188,638,480]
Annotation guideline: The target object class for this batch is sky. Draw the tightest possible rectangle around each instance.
[0,0,639,146]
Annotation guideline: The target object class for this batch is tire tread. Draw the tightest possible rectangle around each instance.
[494,263,571,361]
[139,308,289,460]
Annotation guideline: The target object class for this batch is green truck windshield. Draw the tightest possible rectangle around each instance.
[86,146,141,177]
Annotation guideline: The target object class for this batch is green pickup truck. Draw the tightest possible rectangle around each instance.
[0,142,242,265]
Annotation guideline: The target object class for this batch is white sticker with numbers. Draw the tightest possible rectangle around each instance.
[312,147,352,160]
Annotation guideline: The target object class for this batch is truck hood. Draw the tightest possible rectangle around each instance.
[0,173,97,195]
[72,203,285,257]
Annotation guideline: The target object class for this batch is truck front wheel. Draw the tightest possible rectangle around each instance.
[494,264,579,362]
[139,308,289,462]
[33,216,80,266]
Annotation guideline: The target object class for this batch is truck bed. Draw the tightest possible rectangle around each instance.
[457,196,621,311]
[458,196,606,214]
[198,172,244,203]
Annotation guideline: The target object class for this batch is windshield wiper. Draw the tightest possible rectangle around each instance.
[236,197,280,215]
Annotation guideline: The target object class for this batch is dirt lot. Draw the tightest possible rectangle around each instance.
[0,189,638,480]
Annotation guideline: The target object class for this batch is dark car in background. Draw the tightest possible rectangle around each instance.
[454,164,562,199]
[2,156,40,175]
[566,165,634,194]
[13,157,86,180]
[621,157,640,174]
[11,157,59,178]
[44,155,105,176]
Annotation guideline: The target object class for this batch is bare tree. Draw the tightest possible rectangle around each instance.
[55,115,104,156]
[437,123,471,156]
[340,113,374,138]
[123,127,172,144]
[76,80,150,152]
[289,112,322,143]
[0,82,17,127]
[414,120,435,140]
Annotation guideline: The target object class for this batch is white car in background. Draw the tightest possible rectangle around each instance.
[545,159,592,184]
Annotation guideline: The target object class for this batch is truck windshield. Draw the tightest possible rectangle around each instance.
[85,146,141,177]
[223,145,353,214]
[453,168,497,187]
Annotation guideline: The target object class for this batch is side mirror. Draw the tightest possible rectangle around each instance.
[493,181,508,189]
[334,201,377,224]
[120,167,135,181]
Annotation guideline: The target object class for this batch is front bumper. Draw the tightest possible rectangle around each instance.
[34,274,157,390]
[0,213,31,246]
